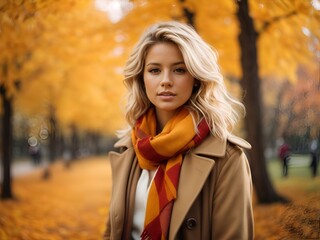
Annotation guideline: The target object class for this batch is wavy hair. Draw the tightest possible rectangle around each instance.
[120,21,245,139]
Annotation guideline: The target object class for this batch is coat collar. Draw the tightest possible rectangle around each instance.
[114,133,251,157]
[114,134,131,149]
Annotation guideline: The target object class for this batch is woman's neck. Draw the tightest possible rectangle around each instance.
[155,109,177,133]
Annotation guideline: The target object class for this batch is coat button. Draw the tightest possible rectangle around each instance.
[186,218,197,230]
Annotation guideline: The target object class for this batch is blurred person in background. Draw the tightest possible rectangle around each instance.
[310,138,319,178]
[278,139,291,177]
[28,136,42,166]
[104,21,253,240]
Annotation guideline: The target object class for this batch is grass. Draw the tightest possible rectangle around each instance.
[267,154,319,196]
[269,154,314,178]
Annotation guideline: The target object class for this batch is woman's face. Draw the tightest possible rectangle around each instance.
[143,42,195,125]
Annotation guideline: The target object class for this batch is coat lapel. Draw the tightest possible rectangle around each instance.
[169,135,227,239]
[168,153,215,239]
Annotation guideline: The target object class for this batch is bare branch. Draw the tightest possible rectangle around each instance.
[258,10,297,35]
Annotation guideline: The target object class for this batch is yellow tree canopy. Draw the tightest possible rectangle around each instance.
[251,0,319,82]
[1,0,319,136]
[1,0,126,134]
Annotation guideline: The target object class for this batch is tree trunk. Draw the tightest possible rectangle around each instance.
[236,0,287,203]
[49,109,57,162]
[42,109,58,179]
[91,133,101,155]
[71,125,79,160]
[0,86,14,199]
[179,0,195,26]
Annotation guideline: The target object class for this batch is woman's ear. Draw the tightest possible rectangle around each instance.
[193,80,200,92]
[139,75,146,90]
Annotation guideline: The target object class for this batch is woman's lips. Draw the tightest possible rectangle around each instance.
[157,91,176,100]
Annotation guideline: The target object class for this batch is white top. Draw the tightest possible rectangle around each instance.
[131,168,157,240]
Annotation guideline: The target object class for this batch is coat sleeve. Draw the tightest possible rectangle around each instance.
[211,145,254,240]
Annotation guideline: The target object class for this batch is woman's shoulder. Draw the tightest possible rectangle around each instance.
[193,133,251,158]
[226,134,251,150]
[224,134,251,160]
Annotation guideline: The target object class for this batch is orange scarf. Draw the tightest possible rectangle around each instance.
[132,107,210,240]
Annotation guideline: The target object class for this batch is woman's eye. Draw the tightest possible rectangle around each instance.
[175,68,186,73]
[149,68,160,73]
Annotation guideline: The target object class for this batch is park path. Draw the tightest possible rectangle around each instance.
[0,158,49,183]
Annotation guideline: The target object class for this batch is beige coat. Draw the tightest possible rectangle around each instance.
[104,134,254,240]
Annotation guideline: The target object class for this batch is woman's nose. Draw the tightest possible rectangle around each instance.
[160,73,173,87]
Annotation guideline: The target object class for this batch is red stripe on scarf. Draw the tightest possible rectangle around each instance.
[193,118,210,145]
[137,137,167,161]
[152,168,170,208]
[166,162,181,189]
[141,217,162,240]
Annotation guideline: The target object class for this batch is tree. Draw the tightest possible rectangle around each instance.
[0,85,13,199]
[235,0,319,202]
[236,0,287,203]
[0,0,123,198]
[0,1,33,199]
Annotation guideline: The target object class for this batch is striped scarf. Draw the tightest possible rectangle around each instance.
[132,107,210,240]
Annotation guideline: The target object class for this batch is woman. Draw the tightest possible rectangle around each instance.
[104,21,254,240]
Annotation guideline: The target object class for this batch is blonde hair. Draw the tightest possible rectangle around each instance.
[121,21,245,139]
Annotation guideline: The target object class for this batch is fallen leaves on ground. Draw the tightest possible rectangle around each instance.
[254,195,319,240]
[0,157,319,239]
[0,157,111,240]
[253,175,320,240]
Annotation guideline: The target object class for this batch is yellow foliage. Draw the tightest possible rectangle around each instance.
[1,0,319,135]
[55,64,125,134]
[250,0,319,83]
[1,0,128,133]
[194,0,241,77]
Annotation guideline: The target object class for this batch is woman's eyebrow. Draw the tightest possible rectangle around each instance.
[145,61,185,67]
[145,62,161,67]
[172,61,185,66]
